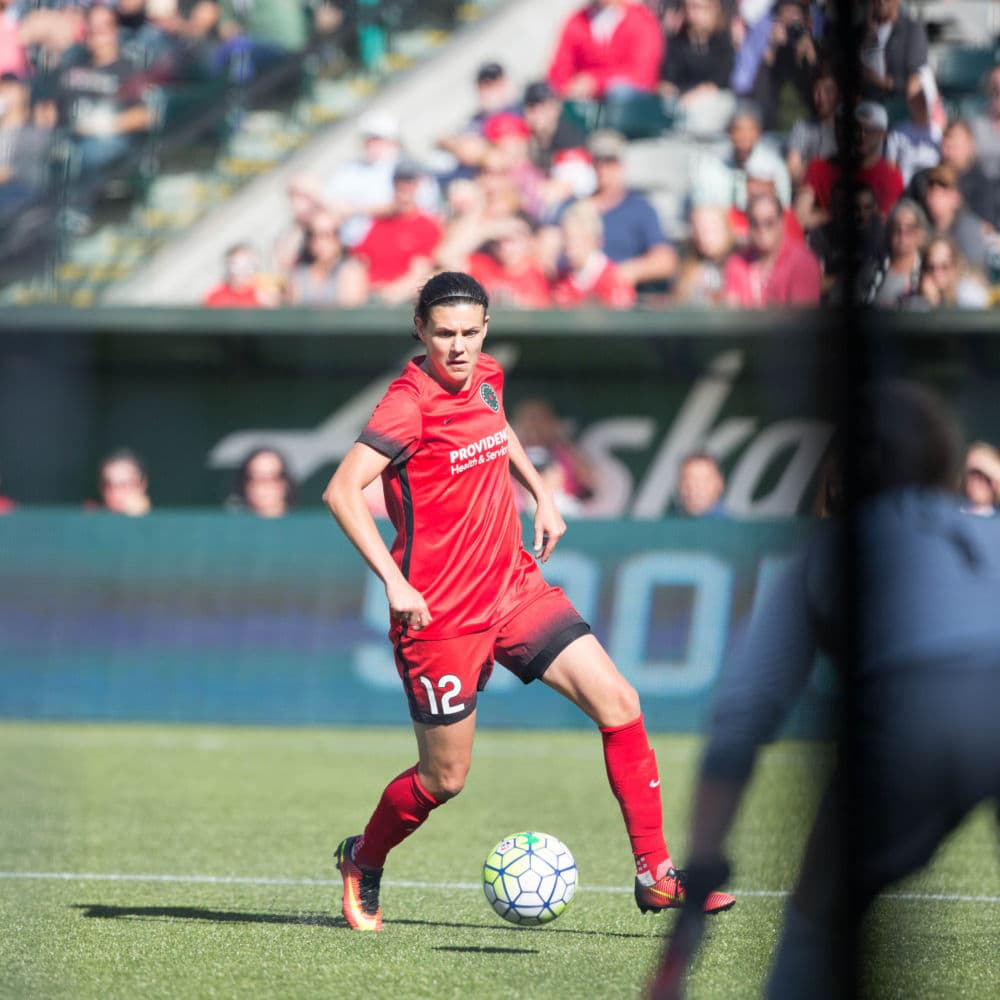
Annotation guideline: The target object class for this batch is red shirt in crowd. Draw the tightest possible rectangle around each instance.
[722,240,822,308]
[803,156,904,215]
[358,353,538,639]
[354,211,442,286]
[728,206,805,245]
[551,254,636,309]
[202,284,263,308]
[467,252,551,309]
[547,1,663,98]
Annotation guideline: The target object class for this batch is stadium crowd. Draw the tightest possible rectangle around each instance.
[0,0,346,235]
[2,429,996,518]
[202,0,1000,311]
[1,1,998,307]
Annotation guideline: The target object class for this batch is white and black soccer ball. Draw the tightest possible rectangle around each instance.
[482,831,577,925]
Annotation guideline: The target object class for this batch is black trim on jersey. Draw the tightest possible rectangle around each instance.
[395,639,478,726]
[519,620,592,683]
[394,638,422,720]
[399,465,414,579]
[357,428,404,464]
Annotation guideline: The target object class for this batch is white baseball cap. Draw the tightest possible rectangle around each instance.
[358,111,400,141]
[855,100,888,132]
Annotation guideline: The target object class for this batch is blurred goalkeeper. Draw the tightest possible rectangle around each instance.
[651,380,1000,999]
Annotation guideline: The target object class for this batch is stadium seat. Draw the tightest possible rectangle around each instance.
[933,46,998,99]
[600,91,674,140]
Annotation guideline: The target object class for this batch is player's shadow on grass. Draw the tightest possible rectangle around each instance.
[393,917,653,939]
[73,904,341,928]
[74,905,655,939]
[434,945,539,955]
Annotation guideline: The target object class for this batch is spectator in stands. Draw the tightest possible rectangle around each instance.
[522,80,587,173]
[52,4,156,176]
[785,61,839,187]
[807,181,885,302]
[691,101,790,214]
[325,110,439,248]
[658,0,736,135]
[463,212,552,310]
[15,4,87,69]
[0,0,28,80]
[510,397,596,515]
[727,146,804,245]
[796,101,903,231]
[228,447,297,518]
[551,199,636,308]
[215,0,309,77]
[917,119,998,233]
[585,128,677,289]
[675,451,727,517]
[468,60,518,131]
[723,190,821,307]
[0,74,54,216]
[860,196,928,307]
[885,69,941,185]
[919,164,988,271]
[905,235,990,311]
[481,111,548,222]
[436,148,522,272]
[960,442,1000,516]
[203,243,272,307]
[286,209,367,308]
[970,64,1000,181]
[124,1,223,78]
[674,203,734,306]
[859,0,928,102]
[273,172,328,274]
[353,159,442,307]
[547,0,664,101]
[749,0,821,131]
[97,448,151,516]
[435,61,517,177]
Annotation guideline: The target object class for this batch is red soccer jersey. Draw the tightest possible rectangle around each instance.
[551,254,637,309]
[803,156,905,215]
[202,284,263,308]
[467,252,552,308]
[353,211,442,286]
[358,353,540,639]
[547,2,664,98]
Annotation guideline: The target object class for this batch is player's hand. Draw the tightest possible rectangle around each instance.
[386,580,432,632]
[532,495,566,563]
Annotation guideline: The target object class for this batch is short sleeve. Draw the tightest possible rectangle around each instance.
[358,383,422,466]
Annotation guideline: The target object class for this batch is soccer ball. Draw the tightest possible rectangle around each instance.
[482,831,577,925]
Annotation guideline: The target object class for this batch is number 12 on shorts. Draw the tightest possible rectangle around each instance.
[419,674,466,715]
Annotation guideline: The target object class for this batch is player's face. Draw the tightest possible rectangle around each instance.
[415,302,489,392]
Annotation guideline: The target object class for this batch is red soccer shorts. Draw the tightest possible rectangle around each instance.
[392,583,590,725]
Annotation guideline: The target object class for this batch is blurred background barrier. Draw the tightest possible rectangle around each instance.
[0,510,830,733]
[3,307,1000,513]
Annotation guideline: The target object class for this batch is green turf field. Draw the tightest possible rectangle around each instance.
[1,723,996,999]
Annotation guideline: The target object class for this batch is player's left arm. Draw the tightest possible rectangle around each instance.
[506,423,566,563]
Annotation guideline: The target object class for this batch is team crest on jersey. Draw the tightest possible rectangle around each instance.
[480,383,499,412]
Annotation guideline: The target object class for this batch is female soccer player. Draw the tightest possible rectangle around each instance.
[322,271,735,930]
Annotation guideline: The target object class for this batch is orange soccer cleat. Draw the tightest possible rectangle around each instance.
[335,836,384,931]
[634,867,735,915]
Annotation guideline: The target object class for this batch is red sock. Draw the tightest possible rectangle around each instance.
[353,764,441,870]
[601,714,671,882]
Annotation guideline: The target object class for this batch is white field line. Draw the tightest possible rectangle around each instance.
[0,871,997,904]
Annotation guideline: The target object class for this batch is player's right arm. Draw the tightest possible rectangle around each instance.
[322,442,432,630]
